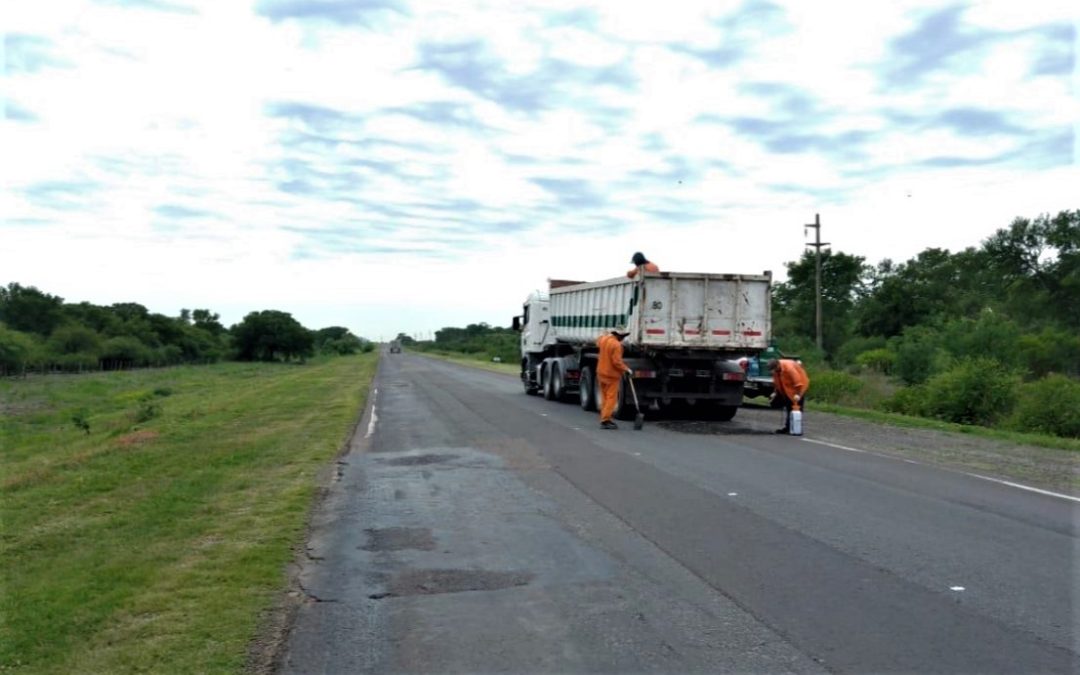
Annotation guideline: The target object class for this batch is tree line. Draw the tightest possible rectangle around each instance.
[397,323,519,364]
[0,286,374,375]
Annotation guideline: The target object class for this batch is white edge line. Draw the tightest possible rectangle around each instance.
[801,438,1080,504]
[365,388,378,438]
[961,473,1080,504]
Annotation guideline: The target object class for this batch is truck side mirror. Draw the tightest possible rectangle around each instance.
[512,316,522,332]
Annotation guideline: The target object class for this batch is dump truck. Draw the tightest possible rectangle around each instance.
[512,270,772,421]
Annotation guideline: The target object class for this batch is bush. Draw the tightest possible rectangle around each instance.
[921,357,1019,426]
[100,336,151,370]
[809,370,864,405]
[1016,328,1080,379]
[834,335,887,369]
[0,325,37,374]
[855,348,895,375]
[47,325,102,357]
[880,384,930,417]
[890,326,949,385]
[1006,374,1080,438]
[940,312,1023,370]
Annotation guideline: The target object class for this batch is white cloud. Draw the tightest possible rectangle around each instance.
[2,0,1075,340]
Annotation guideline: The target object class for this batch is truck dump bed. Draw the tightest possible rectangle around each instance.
[549,271,771,351]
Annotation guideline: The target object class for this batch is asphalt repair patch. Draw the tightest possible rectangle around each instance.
[361,527,436,552]
[368,569,535,599]
[655,421,775,435]
[378,453,458,466]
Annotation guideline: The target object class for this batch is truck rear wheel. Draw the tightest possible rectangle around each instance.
[543,364,556,400]
[552,364,567,402]
[579,367,596,411]
[710,404,738,421]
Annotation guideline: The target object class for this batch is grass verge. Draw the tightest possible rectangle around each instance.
[0,354,377,674]
[809,401,1080,453]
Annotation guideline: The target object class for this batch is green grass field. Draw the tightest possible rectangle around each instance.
[0,354,377,673]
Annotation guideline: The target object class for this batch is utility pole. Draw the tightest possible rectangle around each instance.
[804,213,829,352]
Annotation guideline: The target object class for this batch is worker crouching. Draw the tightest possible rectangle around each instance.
[768,358,810,435]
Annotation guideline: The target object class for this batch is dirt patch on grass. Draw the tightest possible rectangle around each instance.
[115,430,161,447]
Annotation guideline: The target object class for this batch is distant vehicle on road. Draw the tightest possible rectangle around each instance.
[389,341,402,354]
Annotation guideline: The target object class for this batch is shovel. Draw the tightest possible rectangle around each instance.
[625,373,645,430]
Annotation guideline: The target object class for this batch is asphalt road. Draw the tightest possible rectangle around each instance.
[280,353,1079,674]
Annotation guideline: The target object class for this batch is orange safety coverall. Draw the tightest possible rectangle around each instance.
[627,261,660,278]
[772,359,810,410]
[596,334,631,422]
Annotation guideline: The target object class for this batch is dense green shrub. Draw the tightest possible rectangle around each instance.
[940,312,1023,369]
[0,324,37,374]
[47,324,102,357]
[808,370,864,405]
[921,357,1019,426]
[1006,375,1080,438]
[854,348,895,374]
[834,335,887,368]
[890,326,949,385]
[100,336,151,369]
[1016,328,1080,379]
[880,384,930,417]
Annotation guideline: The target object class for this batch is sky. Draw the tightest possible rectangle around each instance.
[2,0,1077,341]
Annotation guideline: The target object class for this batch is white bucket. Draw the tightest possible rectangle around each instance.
[790,409,803,436]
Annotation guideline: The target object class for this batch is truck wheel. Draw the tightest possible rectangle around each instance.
[552,364,568,402]
[579,367,596,411]
[543,364,556,400]
[523,372,539,395]
[711,404,738,421]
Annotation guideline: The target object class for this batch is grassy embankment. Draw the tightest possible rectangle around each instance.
[0,354,377,673]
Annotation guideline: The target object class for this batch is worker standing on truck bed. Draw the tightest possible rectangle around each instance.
[627,252,659,278]
[768,358,810,434]
[597,326,632,429]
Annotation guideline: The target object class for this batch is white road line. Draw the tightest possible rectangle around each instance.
[801,438,868,454]
[365,388,378,438]
[961,473,1080,504]
[801,437,1080,504]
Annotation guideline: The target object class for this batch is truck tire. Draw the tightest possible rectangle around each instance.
[711,404,738,421]
[552,364,568,402]
[523,364,539,395]
[579,367,596,411]
[543,364,556,400]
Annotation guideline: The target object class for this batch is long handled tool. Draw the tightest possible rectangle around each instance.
[626,373,645,430]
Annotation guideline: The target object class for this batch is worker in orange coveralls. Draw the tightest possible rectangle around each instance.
[627,252,659,278]
[768,358,810,434]
[597,326,632,429]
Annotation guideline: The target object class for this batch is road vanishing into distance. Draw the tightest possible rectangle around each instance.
[280,353,1079,674]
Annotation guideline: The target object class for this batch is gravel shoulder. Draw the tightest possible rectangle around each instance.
[728,404,1080,497]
